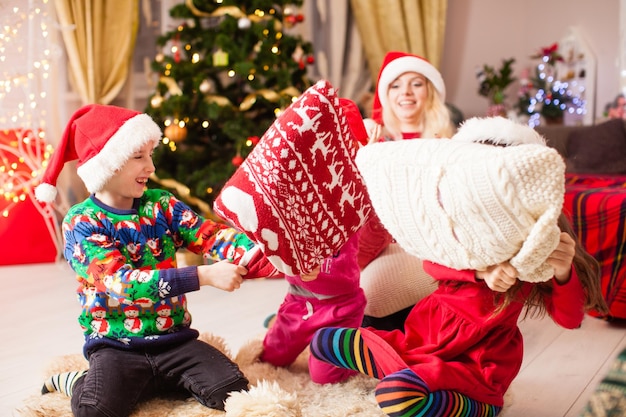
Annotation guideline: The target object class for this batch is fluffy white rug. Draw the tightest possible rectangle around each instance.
[16,332,385,417]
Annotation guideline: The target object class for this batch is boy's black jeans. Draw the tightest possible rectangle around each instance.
[71,339,249,417]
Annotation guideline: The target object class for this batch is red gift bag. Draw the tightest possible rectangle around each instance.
[0,128,59,265]
[0,197,58,265]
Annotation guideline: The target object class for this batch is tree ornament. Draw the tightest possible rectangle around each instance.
[248,135,260,146]
[232,154,244,167]
[173,34,181,63]
[238,17,251,29]
[285,15,297,28]
[150,94,164,108]
[164,124,188,143]
[292,45,304,62]
[213,49,229,66]
[306,55,315,65]
[199,79,212,94]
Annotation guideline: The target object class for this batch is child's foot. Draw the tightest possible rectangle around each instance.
[41,370,87,396]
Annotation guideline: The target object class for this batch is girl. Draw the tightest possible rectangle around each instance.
[260,232,365,384]
[310,118,609,417]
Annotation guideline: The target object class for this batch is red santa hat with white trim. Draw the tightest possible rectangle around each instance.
[35,104,162,203]
[371,51,446,124]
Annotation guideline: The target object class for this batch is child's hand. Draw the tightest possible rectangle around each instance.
[476,262,518,292]
[301,266,321,282]
[198,261,247,292]
[546,232,576,284]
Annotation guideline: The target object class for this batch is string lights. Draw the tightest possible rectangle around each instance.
[0,0,64,257]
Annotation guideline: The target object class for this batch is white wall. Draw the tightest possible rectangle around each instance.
[440,0,620,122]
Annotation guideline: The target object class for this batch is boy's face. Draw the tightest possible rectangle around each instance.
[96,142,155,209]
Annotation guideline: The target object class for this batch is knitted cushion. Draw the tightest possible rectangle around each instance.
[213,80,372,276]
[361,243,437,317]
[355,139,566,283]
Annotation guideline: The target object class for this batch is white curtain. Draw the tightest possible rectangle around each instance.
[301,0,372,105]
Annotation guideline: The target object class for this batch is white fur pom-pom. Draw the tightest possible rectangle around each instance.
[34,183,58,203]
[453,116,546,146]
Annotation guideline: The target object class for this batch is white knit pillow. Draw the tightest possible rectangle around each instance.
[355,139,566,283]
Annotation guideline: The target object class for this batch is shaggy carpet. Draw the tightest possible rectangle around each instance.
[16,332,385,417]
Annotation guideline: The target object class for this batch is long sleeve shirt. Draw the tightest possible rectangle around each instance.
[62,189,265,356]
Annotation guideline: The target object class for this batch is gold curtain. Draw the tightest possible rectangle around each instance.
[54,0,139,105]
[349,0,448,83]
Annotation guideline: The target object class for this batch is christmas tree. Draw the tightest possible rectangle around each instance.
[515,42,585,127]
[145,0,314,214]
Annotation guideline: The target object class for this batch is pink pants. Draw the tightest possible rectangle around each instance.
[261,289,367,384]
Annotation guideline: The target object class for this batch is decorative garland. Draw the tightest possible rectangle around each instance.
[185,1,279,27]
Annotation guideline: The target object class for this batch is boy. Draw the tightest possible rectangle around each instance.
[35,104,279,416]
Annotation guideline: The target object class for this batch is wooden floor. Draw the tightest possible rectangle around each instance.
[1,261,625,416]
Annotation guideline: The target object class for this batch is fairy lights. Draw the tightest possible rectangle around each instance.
[0,0,64,256]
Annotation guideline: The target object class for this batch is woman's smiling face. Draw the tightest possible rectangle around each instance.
[387,72,428,125]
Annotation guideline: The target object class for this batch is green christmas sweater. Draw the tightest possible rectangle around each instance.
[63,189,258,356]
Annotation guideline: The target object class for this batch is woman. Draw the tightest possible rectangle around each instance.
[359,51,456,330]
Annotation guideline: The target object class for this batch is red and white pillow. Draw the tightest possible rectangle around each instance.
[213,80,372,276]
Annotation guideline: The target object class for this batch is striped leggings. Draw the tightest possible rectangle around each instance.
[310,327,502,417]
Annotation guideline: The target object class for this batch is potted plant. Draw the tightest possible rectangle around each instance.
[476,58,516,116]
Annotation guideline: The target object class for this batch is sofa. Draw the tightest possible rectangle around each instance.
[536,118,626,320]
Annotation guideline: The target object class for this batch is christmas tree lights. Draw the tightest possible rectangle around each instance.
[516,42,587,127]
[145,0,314,213]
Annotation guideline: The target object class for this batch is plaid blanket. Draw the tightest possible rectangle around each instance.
[563,174,626,319]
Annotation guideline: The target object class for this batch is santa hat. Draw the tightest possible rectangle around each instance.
[35,104,162,203]
[453,116,547,146]
[372,51,446,124]
[339,97,369,146]
[355,133,565,283]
